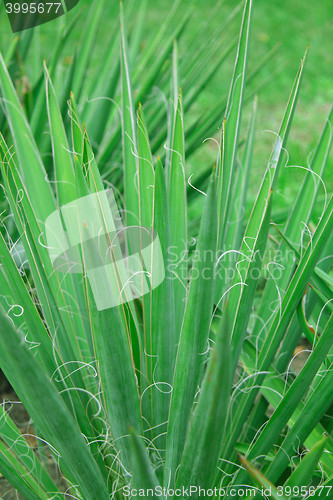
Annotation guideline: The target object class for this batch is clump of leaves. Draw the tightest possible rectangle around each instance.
[0,1,332,499]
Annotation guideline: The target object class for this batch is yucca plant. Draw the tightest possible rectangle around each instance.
[0,0,332,499]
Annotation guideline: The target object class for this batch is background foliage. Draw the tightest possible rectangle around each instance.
[0,0,332,499]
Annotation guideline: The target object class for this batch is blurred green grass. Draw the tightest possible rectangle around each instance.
[0,0,332,207]
[155,0,333,207]
[162,0,333,212]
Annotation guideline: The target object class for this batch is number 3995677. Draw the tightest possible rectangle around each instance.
[5,3,62,15]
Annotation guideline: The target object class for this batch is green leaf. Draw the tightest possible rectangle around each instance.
[222,193,333,473]
[0,138,107,471]
[239,455,288,500]
[120,2,139,227]
[266,360,333,482]
[83,125,105,193]
[0,441,47,500]
[252,104,333,343]
[284,437,328,488]
[217,0,252,251]
[45,62,76,206]
[150,158,175,451]
[228,188,273,374]
[0,314,110,500]
[0,405,61,499]
[71,0,105,101]
[0,53,56,223]
[240,339,333,476]
[88,306,143,472]
[83,32,120,147]
[0,136,83,365]
[223,95,257,254]
[165,170,218,484]
[138,103,155,228]
[0,231,56,376]
[233,312,333,486]
[176,309,232,488]
[219,49,310,467]
[168,90,187,339]
[130,429,161,495]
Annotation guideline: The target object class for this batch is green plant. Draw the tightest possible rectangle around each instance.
[0,0,332,499]
[0,0,246,184]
